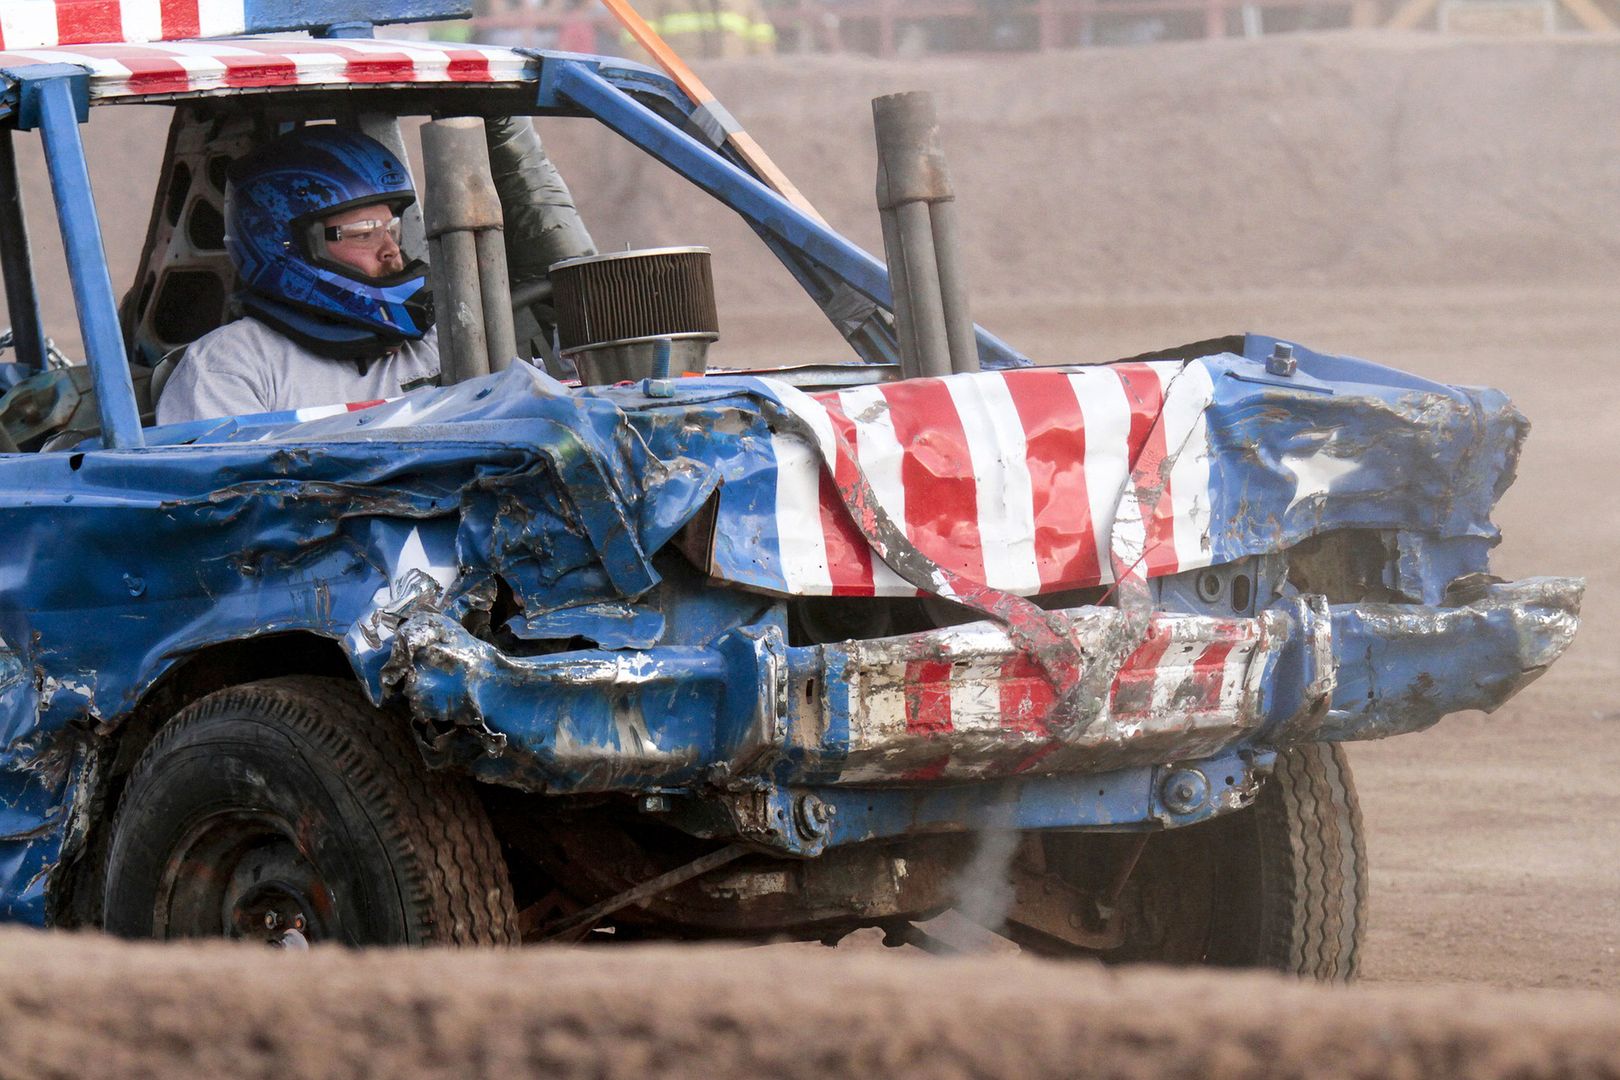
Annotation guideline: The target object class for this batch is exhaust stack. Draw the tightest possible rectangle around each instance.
[873,92,978,379]
[420,117,518,384]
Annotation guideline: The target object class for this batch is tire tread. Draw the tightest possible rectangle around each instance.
[1251,742,1366,981]
[112,675,517,945]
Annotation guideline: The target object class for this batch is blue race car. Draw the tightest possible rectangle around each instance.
[0,0,1579,979]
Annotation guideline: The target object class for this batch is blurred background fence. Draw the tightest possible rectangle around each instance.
[455,0,1616,57]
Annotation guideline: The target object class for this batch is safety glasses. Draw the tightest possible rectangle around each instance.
[319,215,403,252]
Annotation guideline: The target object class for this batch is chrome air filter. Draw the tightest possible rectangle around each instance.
[549,246,719,385]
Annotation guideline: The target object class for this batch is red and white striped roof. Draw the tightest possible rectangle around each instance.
[0,36,537,100]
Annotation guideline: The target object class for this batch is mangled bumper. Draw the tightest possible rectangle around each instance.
[386,577,1582,797]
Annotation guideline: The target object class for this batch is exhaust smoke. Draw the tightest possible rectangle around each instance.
[948,826,1021,939]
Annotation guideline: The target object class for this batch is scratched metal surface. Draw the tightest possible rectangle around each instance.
[0,340,1583,917]
[0,12,1583,922]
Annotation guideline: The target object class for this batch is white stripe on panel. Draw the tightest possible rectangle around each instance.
[767,381,837,459]
[0,3,59,50]
[120,0,165,42]
[139,42,231,90]
[1068,368,1132,587]
[1151,639,1206,716]
[836,383,912,596]
[4,48,133,91]
[946,372,1040,595]
[1157,360,1216,573]
[1217,639,1257,715]
[196,0,248,38]
[946,658,1009,733]
[771,429,834,594]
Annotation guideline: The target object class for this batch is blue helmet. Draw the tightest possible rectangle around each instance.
[224,127,433,357]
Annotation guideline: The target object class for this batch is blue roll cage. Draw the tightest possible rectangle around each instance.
[0,32,1028,454]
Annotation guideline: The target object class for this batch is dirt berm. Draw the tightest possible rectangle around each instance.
[0,929,1617,1079]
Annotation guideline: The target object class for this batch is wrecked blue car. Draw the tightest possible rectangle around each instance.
[0,1,1580,980]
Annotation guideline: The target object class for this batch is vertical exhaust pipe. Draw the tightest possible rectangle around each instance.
[872,92,979,379]
[420,117,518,384]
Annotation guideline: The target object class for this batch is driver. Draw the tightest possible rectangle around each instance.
[156,127,440,425]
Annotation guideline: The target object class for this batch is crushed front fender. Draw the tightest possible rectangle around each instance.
[383,577,1581,799]
[1316,576,1583,741]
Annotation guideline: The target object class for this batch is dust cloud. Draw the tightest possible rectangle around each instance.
[947,828,1021,936]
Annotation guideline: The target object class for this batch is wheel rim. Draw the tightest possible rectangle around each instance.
[153,811,341,944]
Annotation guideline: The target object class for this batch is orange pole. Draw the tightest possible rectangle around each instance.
[597,0,829,227]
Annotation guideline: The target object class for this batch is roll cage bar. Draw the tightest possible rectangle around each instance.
[0,47,1028,452]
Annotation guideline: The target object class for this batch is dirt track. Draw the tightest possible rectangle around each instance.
[0,28,1616,1068]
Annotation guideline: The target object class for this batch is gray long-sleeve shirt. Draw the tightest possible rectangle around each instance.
[155,317,441,425]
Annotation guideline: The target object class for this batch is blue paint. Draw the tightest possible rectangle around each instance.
[5,65,89,130]
[0,345,1580,912]
[1197,346,1520,600]
[1322,577,1582,741]
[27,73,142,448]
[658,750,1271,856]
[242,0,472,33]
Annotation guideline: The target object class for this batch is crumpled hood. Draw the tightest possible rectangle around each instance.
[0,339,1550,920]
[647,339,1524,608]
[42,339,1525,729]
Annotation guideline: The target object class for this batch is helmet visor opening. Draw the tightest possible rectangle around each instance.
[306,213,406,276]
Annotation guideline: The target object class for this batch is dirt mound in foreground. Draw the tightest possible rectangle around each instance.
[3,929,1619,1079]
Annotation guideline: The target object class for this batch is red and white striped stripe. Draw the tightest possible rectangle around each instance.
[770,361,1217,598]
[835,611,1268,783]
[0,1,247,51]
[0,36,535,99]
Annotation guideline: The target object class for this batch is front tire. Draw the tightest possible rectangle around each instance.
[103,676,518,946]
[1022,743,1366,981]
[1204,742,1367,979]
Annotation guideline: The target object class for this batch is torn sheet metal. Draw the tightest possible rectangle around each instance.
[0,366,719,915]
[1322,576,1583,740]
[383,575,1579,811]
[0,335,1580,917]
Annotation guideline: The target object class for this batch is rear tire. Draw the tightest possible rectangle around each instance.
[103,675,518,946]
